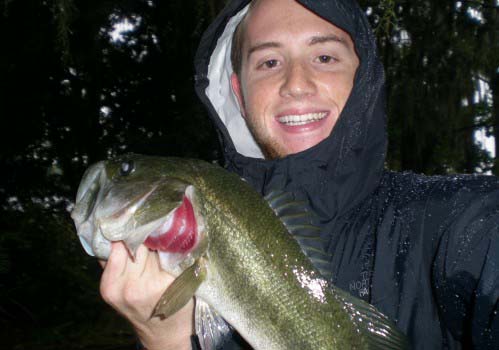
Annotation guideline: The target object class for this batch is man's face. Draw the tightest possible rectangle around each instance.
[231,0,359,159]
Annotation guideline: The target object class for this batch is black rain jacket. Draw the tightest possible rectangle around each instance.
[193,0,499,348]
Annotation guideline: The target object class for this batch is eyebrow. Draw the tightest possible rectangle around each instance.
[246,34,349,60]
[247,42,281,60]
[309,34,347,47]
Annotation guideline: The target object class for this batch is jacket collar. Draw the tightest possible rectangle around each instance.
[194,0,387,219]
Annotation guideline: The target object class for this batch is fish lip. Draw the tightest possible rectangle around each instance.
[91,183,163,259]
[71,161,107,224]
[104,185,202,258]
[96,183,159,231]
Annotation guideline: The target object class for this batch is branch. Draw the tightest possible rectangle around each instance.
[477,76,491,84]
[361,0,499,10]
[454,121,495,133]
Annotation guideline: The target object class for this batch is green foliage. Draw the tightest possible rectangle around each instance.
[359,0,498,174]
[52,0,77,65]
[0,0,225,346]
[375,0,397,38]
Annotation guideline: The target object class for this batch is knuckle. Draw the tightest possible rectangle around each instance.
[122,283,144,306]
[99,283,121,305]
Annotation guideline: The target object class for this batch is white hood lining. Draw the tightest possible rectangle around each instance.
[205,4,264,159]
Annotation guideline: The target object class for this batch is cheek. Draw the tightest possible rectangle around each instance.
[321,73,355,108]
[244,80,273,115]
[339,76,355,106]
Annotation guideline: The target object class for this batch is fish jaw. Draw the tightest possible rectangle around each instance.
[94,184,161,257]
[72,160,207,272]
[71,161,109,258]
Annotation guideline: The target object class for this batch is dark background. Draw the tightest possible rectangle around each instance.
[0,0,497,348]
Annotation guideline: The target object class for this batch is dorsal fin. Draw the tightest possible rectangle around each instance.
[266,190,409,348]
[264,190,333,281]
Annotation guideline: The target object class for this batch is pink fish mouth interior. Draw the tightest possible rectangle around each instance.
[144,196,197,253]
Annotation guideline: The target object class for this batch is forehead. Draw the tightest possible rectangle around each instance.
[243,0,354,46]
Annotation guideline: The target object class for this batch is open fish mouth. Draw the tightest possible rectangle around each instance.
[96,184,160,242]
[71,160,203,267]
[97,184,202,259]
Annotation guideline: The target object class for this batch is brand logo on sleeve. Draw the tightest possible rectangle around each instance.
[349,271,370,298]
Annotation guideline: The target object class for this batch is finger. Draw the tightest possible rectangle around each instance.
[143,251,176,287]
[137,245,153,277]
[98,260,106,269]
[122,244,151,276]
[99,242,129,306]
[144,249,161,273]
[103,242,129,278]
[135,244,150,265]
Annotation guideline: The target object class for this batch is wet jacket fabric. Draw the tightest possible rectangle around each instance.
[193,0,499,349]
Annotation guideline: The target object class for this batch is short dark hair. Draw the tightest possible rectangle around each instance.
[231,18,245,77]
[230,2,257,77]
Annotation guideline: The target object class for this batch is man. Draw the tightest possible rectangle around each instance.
[99,0,499,349]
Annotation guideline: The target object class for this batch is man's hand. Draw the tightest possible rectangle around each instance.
[99,242,195,350]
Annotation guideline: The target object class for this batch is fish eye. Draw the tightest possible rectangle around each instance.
[119,160,135,176]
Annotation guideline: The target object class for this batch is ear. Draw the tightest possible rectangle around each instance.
[230,73,246,118]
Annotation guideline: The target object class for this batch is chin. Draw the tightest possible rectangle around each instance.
[262,143,313,159]
[285,138,327,155]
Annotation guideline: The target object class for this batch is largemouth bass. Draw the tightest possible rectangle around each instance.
[71,154,408,350]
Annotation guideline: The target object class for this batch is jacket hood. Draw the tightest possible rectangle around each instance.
[194,0,386,220]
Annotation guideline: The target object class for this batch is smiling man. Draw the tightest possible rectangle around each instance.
[98,0,499,349]
[229,0,359,158]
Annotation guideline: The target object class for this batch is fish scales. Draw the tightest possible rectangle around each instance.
[72,155,408,350]
[189,162,365,349]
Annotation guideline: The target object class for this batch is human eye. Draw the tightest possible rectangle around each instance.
[315,55,336,64]
[258,59,280,69]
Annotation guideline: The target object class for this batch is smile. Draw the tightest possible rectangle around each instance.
[277,112,328,126]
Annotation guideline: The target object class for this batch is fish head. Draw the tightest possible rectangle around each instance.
[71,155,207,276]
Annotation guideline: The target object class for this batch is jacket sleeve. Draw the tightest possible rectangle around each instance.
[136,334,250,350]
[432,180,499,349]
[191,332,252,350]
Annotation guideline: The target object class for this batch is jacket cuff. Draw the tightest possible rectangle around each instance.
[191,334,202,349]
[136,335,201,350]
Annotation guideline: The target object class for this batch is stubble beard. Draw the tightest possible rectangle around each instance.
[239,86,287,160]
[244,117,287,160]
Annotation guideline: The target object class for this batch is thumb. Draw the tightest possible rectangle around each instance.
[102,241,130,277]
[98,260,106,269]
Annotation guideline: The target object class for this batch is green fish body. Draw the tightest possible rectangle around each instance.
[71,155,408,350]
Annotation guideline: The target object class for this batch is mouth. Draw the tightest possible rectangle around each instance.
[277,112,328,126]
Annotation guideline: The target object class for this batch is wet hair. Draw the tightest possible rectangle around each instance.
[230,1,258,77]
[230,20,245,77]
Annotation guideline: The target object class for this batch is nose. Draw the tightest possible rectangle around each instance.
[279,62,316,99]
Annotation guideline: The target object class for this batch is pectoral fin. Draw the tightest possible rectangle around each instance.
[195,298,233,350]
[152,258,207,319]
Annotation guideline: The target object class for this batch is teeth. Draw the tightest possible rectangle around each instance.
[278,112,327,126]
